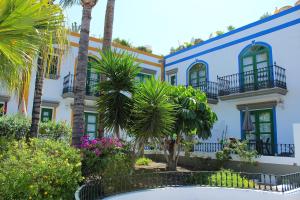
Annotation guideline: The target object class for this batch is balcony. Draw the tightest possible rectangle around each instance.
[62,73,100,100]
[217,65,287,100]
[188,81,219,104]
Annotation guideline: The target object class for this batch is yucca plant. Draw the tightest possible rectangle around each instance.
[93,50,140,138]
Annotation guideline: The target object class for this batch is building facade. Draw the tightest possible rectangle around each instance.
[0,32,163,139]
[164,5,300,157]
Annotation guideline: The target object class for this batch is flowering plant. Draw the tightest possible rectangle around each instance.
[80,135,124,157]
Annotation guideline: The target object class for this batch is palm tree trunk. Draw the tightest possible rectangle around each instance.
[102,0,116,50]
[72,4,95,147]
[98,0,116,138]
[28,62,45,141]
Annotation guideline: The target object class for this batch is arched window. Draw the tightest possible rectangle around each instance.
[188,63,207,87]
[86,56,100,96]
[240,44,271,87]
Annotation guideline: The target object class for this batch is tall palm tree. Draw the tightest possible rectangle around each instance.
[60,0,98,146]
[98,0,116,138]
[93,50,140,138]
[0,0,67,139]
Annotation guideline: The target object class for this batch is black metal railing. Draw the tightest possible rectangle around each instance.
[217,65,287,96]
[77,171,300,200]
[187,81,219,100]
[193,142,295,157]
[63,73,100,97]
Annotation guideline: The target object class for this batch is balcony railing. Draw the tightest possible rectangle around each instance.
[63,73,100,97]
[187,81,219,100]
[217,65,287,96]
[193,142,295,157]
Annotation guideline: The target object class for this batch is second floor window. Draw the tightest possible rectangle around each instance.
[188,63,207,87]
[38,53,60,80]
[168,73,177,86]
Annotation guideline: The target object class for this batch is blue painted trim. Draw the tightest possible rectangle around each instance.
[165,18,300,68]
[185,60,209,86]
[238,41,274,87]
[240,111,244,140]
[273,106,278,154]
[165,5,300,59]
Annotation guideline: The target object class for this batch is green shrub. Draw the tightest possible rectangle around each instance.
[135,157,152,166]
[0,139,82,200]
[0,115,71,141]
[209,170,255,188]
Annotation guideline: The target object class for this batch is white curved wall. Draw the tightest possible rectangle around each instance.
[104,187,300,200]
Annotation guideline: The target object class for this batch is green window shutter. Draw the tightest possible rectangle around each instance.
[41,108,53,122]
[0,103,4,116]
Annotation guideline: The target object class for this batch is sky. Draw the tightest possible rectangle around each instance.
[63,0,297,55]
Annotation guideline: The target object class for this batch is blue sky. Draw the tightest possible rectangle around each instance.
[64,0,297,55]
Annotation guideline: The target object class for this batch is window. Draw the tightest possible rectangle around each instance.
[86,57,100,96]
[136,73,152,83]
[84,112,98,140]
[188,63,207,87]
[41,108,53,122]
[240,45,271,89]
[0,103,4,116]
[168,74,177,86]
[242,109,275,155]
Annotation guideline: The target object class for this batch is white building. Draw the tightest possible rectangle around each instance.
[164,5,300,158]
[1,4,300,162]
[0,32,163,139]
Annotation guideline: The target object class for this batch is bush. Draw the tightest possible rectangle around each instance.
[0,115,71,141]
[209,170,255,188]
[0,139,82,200]
[80,136,133,178]
[135,157,152,166]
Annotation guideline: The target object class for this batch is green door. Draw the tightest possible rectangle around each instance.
[84,112,98,140]
[244,109,274,155]
[41,108,53,122]
[86,57,100,96]
[241,45,271,91]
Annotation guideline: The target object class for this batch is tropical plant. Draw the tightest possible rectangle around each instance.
[164,86,217,170]
[0,0,68,139]
[0,138,82,200]
[130,78,176,141]
[59,0,99,146]
[93,50,140,138]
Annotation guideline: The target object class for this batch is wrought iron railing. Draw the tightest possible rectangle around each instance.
[77,171,300,200]
[62,73,100,97]
[217,64,287,96]
[193,142,295,157]
[187,81,219,100]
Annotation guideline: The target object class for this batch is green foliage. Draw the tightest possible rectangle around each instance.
[113,38,132,47]
[136,157,152,166]
[130,78,176,139]
[0,115,71,141]
[0,139,82,200]
[227,25,236,32]
[169,86,217,139]
[0,0,67,92]
[170,38,204,54]
[209,170,255,188]
[216,139,258,165]
[93,50,140,137]
[215,30,225,36]
[137,46,152,53]
[260,12,272,20]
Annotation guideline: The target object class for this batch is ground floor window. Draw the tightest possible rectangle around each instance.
[0,102,4,116]
[242,108,275,155]
[84,112,98,140]
[41,107,53,122]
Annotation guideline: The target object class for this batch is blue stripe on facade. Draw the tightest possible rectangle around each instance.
[165,18,300,68]
[165,5,300,59]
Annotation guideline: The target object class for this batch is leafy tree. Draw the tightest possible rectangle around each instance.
[260,12,272,20]
[164,86,217,170]
[137,46,153,53]
[215,30,225,36]
[113,38,132,47]
[60,0,99,147]
[94,50,140,138]
[227,25,236,32]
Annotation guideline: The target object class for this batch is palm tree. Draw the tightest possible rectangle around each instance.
[0,0,67,139]
[93,50,140,138]
[60,0,98,146]
[98,0,116,138]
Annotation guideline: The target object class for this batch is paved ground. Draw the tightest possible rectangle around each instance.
[135,161,190,172]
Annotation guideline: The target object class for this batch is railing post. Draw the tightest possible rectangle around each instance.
[293,124,300,165]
